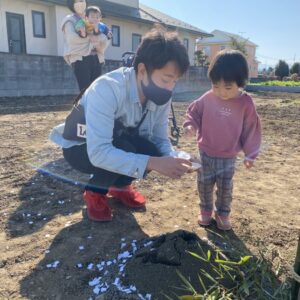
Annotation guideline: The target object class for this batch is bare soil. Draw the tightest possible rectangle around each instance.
[0,92,299,299]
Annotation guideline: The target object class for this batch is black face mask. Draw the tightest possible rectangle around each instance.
[141,75,172,106]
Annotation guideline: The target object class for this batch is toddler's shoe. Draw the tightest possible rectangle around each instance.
[197,210,213,226]
[83,190,112,222]
[215,213,232,231]
[108,185,146,208]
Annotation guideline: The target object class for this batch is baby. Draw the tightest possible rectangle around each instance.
[85,6,112,63]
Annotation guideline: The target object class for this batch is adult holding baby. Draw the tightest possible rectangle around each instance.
[62,0,110,91]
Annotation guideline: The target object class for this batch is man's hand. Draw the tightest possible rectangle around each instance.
[244,159,254,169]
[188,157,202,172]
[183,125,196,138]
[147,156,192,179]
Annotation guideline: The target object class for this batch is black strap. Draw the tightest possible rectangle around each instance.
[135,109,148,130]
[113,109,148,138]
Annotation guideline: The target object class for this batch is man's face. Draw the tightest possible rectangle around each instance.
[146,61,180,91]
[87,12,101,24]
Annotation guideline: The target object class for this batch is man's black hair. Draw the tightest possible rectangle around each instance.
[133,25,190,76]
[208,49,249,87]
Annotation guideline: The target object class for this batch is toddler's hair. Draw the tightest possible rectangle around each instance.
[86,6,102,17]
[208,49,249,87]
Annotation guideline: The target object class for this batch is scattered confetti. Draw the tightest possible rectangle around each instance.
[89,277,101,286]
[46,260,60,268]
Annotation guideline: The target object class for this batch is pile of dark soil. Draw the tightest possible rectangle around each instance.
[99,230,242,300]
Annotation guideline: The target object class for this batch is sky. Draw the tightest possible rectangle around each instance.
[140,0,300,68]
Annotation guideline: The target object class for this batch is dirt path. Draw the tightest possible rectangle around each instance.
[0,92,299,299]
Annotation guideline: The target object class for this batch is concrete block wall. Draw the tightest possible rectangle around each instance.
[0,52,78,97]
[0,53,210,98]
[173,66,211,101]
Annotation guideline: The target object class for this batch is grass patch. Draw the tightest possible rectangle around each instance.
[250,81,300,87]
[167,237,292,300]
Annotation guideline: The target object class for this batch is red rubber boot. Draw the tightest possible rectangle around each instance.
[108,185,146,208]
[83,190,112,221]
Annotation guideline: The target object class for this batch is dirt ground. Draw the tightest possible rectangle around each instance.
[0,92,299,299]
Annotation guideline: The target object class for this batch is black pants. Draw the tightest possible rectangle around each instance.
[63,134,161,194]
[72,55,102,91]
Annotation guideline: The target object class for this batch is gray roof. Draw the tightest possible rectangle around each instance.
[42,0,212,37]
[198,29,257,47]
[139,4,211,37]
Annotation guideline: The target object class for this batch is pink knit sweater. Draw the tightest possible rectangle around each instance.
[183,90,262,159]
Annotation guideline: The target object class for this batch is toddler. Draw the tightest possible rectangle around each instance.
[183,49,262,230]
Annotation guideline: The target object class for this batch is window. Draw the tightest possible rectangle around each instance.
[32,11,45,38]
[111,25,120,47]
[132,33,141,52]
[183,38,189,51]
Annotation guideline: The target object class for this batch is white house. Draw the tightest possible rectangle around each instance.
[0,0,212,97]
[0,0,211,65]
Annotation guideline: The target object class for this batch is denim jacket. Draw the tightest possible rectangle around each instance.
[49,67,173,179]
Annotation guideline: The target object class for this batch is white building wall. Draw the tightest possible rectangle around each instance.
[0,0,197,65]
[55,5,70,56]
[100,18,197,65]
[0,0,58,55]
[0,0,9,52]
[179,30,197,66]
[102,17,152,60]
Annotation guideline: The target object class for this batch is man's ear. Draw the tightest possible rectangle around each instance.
[137,63,146,76]
[137,63,149,84]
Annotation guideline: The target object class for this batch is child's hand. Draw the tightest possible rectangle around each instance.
[244,159,254,169]
[183,125,196,138]
[78,27,86,37]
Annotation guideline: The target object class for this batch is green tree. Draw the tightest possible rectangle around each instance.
[290,62,300,75]
[194,49,208,67]
[229,37,248,56]
[268,67,274,74]
[275,60,289,79]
